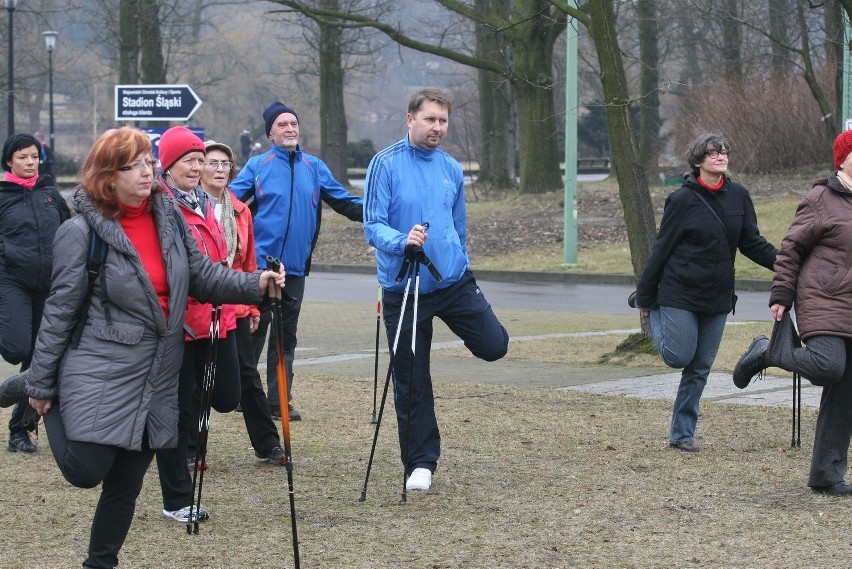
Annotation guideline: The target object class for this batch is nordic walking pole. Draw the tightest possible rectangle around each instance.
[359,263,414,502]
[791,372,801,448]
[400,256,421,504]
[188,303,222,535]
[371,284,381,424]
[267,256,300,569]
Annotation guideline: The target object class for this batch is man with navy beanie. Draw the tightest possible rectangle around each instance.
[231,102,363,421]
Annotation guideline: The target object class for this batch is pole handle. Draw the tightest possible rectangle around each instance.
[266,256,282,300]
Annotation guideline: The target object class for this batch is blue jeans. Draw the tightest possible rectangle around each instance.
[647,306,727,444]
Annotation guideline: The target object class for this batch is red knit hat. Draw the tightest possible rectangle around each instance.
[834,130,852,169]
[158,126,205,172]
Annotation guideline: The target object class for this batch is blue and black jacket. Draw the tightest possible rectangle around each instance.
[231,144,362,277]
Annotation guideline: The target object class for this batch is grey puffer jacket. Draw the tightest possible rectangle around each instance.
[770,175,852,340]
[25,190,263,451]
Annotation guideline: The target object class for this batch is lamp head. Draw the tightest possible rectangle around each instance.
[43,30,58,52]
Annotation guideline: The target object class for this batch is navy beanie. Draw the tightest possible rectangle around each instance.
[263,102,299,136]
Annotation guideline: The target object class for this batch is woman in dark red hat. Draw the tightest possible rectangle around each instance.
[152,126,241,523]
[734,129,852,495]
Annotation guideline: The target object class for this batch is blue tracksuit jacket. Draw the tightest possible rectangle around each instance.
[363,136,468,293]
[231,144,362,277]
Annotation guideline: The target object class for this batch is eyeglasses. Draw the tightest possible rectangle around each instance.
[205,160,233,171]
[705,149,730,159]
[117,158,156,172]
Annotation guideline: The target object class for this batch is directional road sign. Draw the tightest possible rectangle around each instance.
[115,84,202,122]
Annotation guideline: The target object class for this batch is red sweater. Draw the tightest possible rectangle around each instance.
[119,200,169,319]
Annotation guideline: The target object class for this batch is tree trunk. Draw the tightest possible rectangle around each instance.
[722,0,743,84]
[513,80,562,194]
[318,0,349,184]
[139,1,166,84]
[795,0,837,144]
[769,0,791,80]
[509,0,562,194]
[587,0,656,278]
[118,0,139,84]
[637,0,661,180]
[475,0,514,188]
[824,0,844,133]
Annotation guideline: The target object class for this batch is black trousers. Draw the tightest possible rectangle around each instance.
[808,337,852,488]
[235,315,280,454]
[0,279,47,436]
[252,276,305,410]
[44,404,154,569]
[382,271,508,474]
[156,333,239,511]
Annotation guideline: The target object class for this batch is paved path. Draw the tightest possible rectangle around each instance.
[0,271,813,420]
[292,272,815,409]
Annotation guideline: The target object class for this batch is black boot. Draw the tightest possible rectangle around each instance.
[733,335,770,389]
[0,373,27,408]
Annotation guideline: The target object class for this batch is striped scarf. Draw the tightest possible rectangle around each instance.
[220,190,238,267]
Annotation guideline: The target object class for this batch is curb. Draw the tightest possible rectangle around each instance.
[310,263,773,292]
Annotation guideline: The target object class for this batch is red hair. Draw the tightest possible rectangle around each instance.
[79,127,160,218]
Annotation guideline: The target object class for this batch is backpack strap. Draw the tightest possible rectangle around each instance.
[69,209,184,349]
[70,228,109,349]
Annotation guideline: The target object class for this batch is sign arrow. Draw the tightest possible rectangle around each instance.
[115,84,203,122]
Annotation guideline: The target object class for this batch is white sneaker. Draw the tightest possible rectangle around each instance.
[162,505,209,523]
[405,468,432,491]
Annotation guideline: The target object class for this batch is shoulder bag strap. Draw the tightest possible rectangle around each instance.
[693,189,739,314]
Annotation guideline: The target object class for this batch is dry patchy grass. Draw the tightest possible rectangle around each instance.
[0,367,847,569]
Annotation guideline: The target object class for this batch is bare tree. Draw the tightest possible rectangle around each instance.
[265,0,567,195]
[561,0,656,277]
[474,0,514,189]
[636,0,661,180]
[722,0,744,84]
[118,0,140,84]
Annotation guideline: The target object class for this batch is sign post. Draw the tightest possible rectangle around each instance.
[115,84,202,122]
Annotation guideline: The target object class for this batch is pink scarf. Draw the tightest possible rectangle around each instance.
[4,171,39,189]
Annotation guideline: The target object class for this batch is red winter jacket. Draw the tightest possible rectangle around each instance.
[159,177,236,341]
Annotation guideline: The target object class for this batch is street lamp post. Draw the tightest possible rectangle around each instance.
[43,31,58,156]
[5,0,17,138]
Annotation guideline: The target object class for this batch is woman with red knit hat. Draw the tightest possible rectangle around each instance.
[733,129,852,495]
[152,126,242,523]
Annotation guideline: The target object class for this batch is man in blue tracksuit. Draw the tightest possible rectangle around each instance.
[231,102,362,421]
[364,88,509,492]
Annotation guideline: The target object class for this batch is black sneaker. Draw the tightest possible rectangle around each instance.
[254,445,287,465]
[7,431,36,453]
[267,445,288,465]
[288,405,302,421]
[186,458,208,473]
[733,335,770,389]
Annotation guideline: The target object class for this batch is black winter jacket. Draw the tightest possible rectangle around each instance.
[0,176,71,291]
[635,172,776,314]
